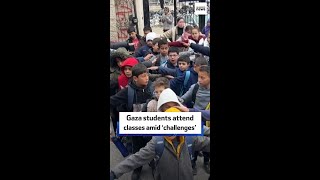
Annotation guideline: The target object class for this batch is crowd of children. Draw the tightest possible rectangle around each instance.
[109,14,211,180]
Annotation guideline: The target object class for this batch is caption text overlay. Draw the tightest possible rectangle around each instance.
[118,112,202,136]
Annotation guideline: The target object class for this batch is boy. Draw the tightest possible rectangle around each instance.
[154,37,169,66]
[110,88,210,180]
[170,56,208,98]
[110,63,154,180]
[117,57,139,90]
[134,32,157,59]
[146,77,170,112]
[180,65,211,174]
[127,26,145,53]
[160,46,180,69]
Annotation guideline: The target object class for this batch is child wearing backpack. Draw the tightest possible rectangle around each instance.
[110,88,210,180]
[169,56,208,100]
[110,63,154,180]
[180,65,211,174]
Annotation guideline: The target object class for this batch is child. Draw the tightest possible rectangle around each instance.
[180,65,211,174]
[134,32,157,59]
[110,88,210,180]
[170,56,208,98]
[117,57,139,90]
[189,27,206,45]
[160,46,180,69]
[154,38,169,66]
[110,63,154,180]
[161,7,173,32]
[127,26,145,53]
[110,48,131,96]
[183,31,210,56]
[146,77,170,112]
[168,25,194,48]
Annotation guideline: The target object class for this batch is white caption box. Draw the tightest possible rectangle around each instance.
[118,112,202,135]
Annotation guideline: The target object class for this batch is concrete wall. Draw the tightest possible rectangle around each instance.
[110,0,135,42]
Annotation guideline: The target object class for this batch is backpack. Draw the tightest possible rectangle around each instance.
[179,70,191,96]
[191,83,200,105]
[127,85,152,112]
[153,136,194,166]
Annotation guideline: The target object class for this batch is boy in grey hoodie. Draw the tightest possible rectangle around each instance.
[110,88,210,180]
[180,65,211,174]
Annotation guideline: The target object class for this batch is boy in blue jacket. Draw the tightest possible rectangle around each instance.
[170,57,208,98]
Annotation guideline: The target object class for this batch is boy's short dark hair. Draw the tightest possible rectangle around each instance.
[194,57,208,66]
[178,55,190,64]
[152,38,161,45]
[153,77,170,89]
[199,65,210,76]
[168,47,180,55]
[127,26,136,34]
[158,38,168,47]
[132,63,148,77]
[143,26,152,32]
[185,25,193,32]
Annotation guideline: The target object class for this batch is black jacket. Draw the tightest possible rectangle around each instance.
[110,80,154,113]
[190,43,210,56]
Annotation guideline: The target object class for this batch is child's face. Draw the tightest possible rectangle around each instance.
[134,72,149,87]
[129,32,137,39]
[160,102,179,112]
[192,29,200,40]
[144,30,151,37]
[178,61,189,71]
[147,40,153,47]
[169,52,179,65]
[194,65,201,73]
[152,43,159,52]
[154,85,166,99]
[116,58,123,68]
[123,66,132,77]
[164,8,169,14]
[160,44,169,56]
[198,71,210,87]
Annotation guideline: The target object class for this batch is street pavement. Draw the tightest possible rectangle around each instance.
[110,142,210,180]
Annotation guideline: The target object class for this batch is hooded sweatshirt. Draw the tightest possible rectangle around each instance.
[156,88,183,112]
[117,57,139,89]
[111,135,210,180]
[181,83,210,110]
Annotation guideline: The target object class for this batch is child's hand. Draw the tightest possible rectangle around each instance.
[182,42,190,47]
[148,66,159,71]
[173,105,190,112]
[152,58,157,65]
[165,75,175,79]
[144,54,153,61]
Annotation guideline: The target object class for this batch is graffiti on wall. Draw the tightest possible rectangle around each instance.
[115,0,134,42]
